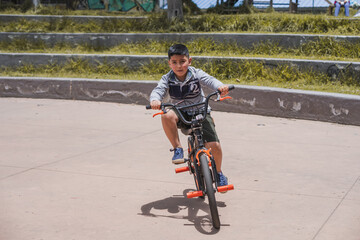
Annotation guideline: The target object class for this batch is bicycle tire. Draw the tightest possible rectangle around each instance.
[199,154,220,229]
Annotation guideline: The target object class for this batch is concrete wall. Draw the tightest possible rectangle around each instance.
[1,32,360,49]
[1,76,359,126]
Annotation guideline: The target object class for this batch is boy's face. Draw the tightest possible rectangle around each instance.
[168,54,192,81]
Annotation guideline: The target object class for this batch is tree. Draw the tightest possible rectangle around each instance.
[33,0,40,8]
[167,0,184,20]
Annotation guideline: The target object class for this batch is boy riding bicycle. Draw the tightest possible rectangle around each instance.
[149,44,230,187]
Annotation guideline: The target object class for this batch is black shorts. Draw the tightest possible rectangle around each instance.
[176,111,219,143]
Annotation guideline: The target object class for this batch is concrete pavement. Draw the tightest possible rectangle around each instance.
[1,97,359,240]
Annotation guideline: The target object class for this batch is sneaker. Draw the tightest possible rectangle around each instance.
[171,148,184,164]
[217,172,228,187]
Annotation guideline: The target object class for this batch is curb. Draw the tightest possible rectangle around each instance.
[1,76,359,126]
[1,32,360,48]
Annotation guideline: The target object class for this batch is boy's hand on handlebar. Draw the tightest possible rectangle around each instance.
[218,85,230,96]
[150,100,162,110]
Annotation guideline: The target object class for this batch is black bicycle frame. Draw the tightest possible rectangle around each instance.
[179,94,220,192]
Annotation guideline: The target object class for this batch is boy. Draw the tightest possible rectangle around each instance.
[149,44,230,187]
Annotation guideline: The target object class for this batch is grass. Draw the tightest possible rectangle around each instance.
[1,38,360,61]
[1,59,359,95]
[0,4,357,16]
[1,12,360,34]
[1,9,360,95]
[0,4,143,15]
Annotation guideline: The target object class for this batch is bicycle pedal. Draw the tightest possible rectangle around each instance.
[175,166,190,173]
[187,191,203,199]
[217,184,234,193]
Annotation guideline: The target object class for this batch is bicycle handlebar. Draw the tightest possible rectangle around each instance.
[146,85,235,125]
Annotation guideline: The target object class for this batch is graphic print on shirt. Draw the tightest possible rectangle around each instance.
[169,78,201,100]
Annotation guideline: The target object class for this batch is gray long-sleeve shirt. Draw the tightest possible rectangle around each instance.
[150,66,223,113]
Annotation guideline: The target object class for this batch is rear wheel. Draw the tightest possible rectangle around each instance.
[200,154,220,229]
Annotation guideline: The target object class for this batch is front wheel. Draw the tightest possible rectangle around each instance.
[200,154,220,229]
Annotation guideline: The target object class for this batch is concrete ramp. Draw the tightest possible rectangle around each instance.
[0,98,359,239]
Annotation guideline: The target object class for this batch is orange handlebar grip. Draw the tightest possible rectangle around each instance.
[217,184,234,192]
[152,111,164,118]
[187,191,203,199]
[175,166,190,173]
[220,96,232,101]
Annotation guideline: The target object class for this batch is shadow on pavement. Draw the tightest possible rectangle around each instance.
[139,189,229,234]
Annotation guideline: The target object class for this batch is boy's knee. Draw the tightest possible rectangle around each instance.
[214,142,222,150]
[206,141,222,150]
[161,110,178,122]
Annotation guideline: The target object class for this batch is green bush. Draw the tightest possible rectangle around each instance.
[1,13,360,34]
[20,0,34,12]
[2,37,359,61]
[2,59,359,90]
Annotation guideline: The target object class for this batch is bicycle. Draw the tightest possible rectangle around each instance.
[146,85,235,229]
